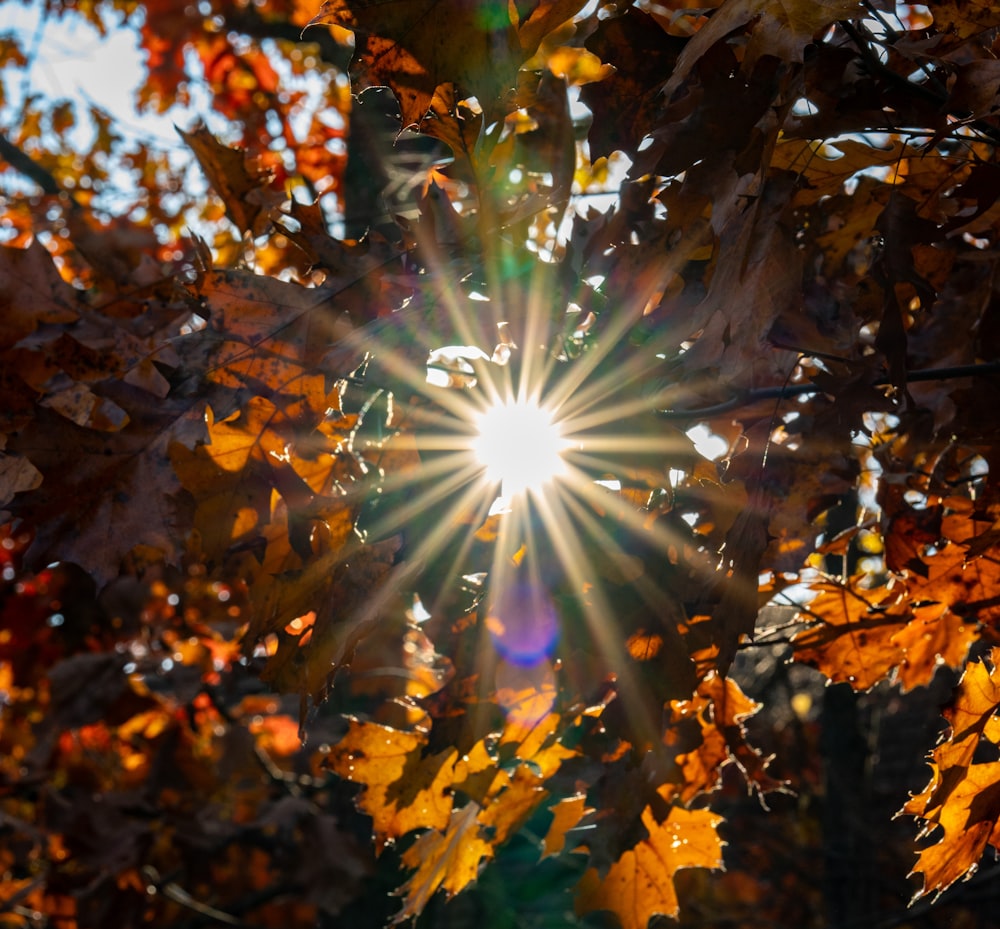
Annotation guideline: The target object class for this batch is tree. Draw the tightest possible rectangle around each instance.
[3,0,1000,926]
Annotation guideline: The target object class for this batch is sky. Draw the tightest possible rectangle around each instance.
[3,2,201,150]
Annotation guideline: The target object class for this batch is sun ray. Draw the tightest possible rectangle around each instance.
[527,483,666,749]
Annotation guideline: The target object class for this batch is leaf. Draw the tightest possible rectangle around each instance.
[254,536,403,699]
[792,578,906,690]
[308,0,587,127]
[661,0,864,100]
[7,388,204,586]
[542,795,590,858]
[712,483,773,674]
[178,123,285,237]
[190,268,356,395]
[580,9,685,160]
[902,649,1000,898]
[909,763,1000,897]
[330,720,458,849]
[770,137,913,205]
[925,0,1000,50]
[576,803,725,929]
[0,241,80,349]
[667,673,782,802]
[393,802,495,922]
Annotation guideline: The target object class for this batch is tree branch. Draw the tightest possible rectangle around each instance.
[0,132,64,197]
[658,361,1000,420]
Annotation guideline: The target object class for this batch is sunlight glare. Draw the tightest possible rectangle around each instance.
[472,399,568,496]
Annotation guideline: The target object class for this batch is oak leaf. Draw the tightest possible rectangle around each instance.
[7,388,204,586]
[330,719,458,849]
[792,578,906,690]
[308,0,587,127]
[661,0,864,100]
[542,795,590,858]
[393,802,494,922]
[667,673,781,802]
[178,124,284,237]
[903,649,1000,898]
[576,802,725,929]
[0,241,80,349]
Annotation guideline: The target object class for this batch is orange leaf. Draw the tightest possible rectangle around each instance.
[792,579,906,690]
[394,802,494,922]
[576,803,725,929]
[330,720,457,850]
[542,795,589,858]
[902,649,1000,898]
[908,762,1000,897]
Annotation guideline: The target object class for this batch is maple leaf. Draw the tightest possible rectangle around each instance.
[576,801,725,929]
[308,0,587,127]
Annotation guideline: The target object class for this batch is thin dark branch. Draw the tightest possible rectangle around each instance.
[839,19,1000,147]
[658,361,1000,420]
[0,132,65,197]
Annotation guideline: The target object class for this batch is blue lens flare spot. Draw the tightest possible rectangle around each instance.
[486,581,559,665]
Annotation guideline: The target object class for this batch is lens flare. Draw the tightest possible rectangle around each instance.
[485,581,559,665]
[472,399,568,496]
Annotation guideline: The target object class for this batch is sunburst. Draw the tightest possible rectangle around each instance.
[471,397,569,497]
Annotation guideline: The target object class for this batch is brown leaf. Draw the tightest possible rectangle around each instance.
[712,483,772,674]
[925,0,1000,51]
[7,388,204,586]
[178,123,285,237]
[0,241,80,349]
[661,0,863,99]
[580,9,685,160]
[309,0,587,127]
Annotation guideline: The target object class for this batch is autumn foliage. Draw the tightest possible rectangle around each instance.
[4,0,1000,926]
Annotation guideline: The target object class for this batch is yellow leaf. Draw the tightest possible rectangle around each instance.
[542,795,589,858]
[331,719,458,850]
[394,803,494,922]
[576,804,725,929]
[204,397,284,473]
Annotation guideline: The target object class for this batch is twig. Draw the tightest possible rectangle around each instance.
[838,19,1000,147]
[657,361,1000,420]
[0,132,65,197]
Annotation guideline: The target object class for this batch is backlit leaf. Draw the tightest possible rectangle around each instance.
[394,802,494,922]
[330,720,458,849]
[576,802,725,929]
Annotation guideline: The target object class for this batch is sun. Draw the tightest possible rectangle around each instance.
[471,398,569,497]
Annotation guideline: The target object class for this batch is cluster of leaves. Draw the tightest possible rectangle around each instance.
[5,0,1000,926]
